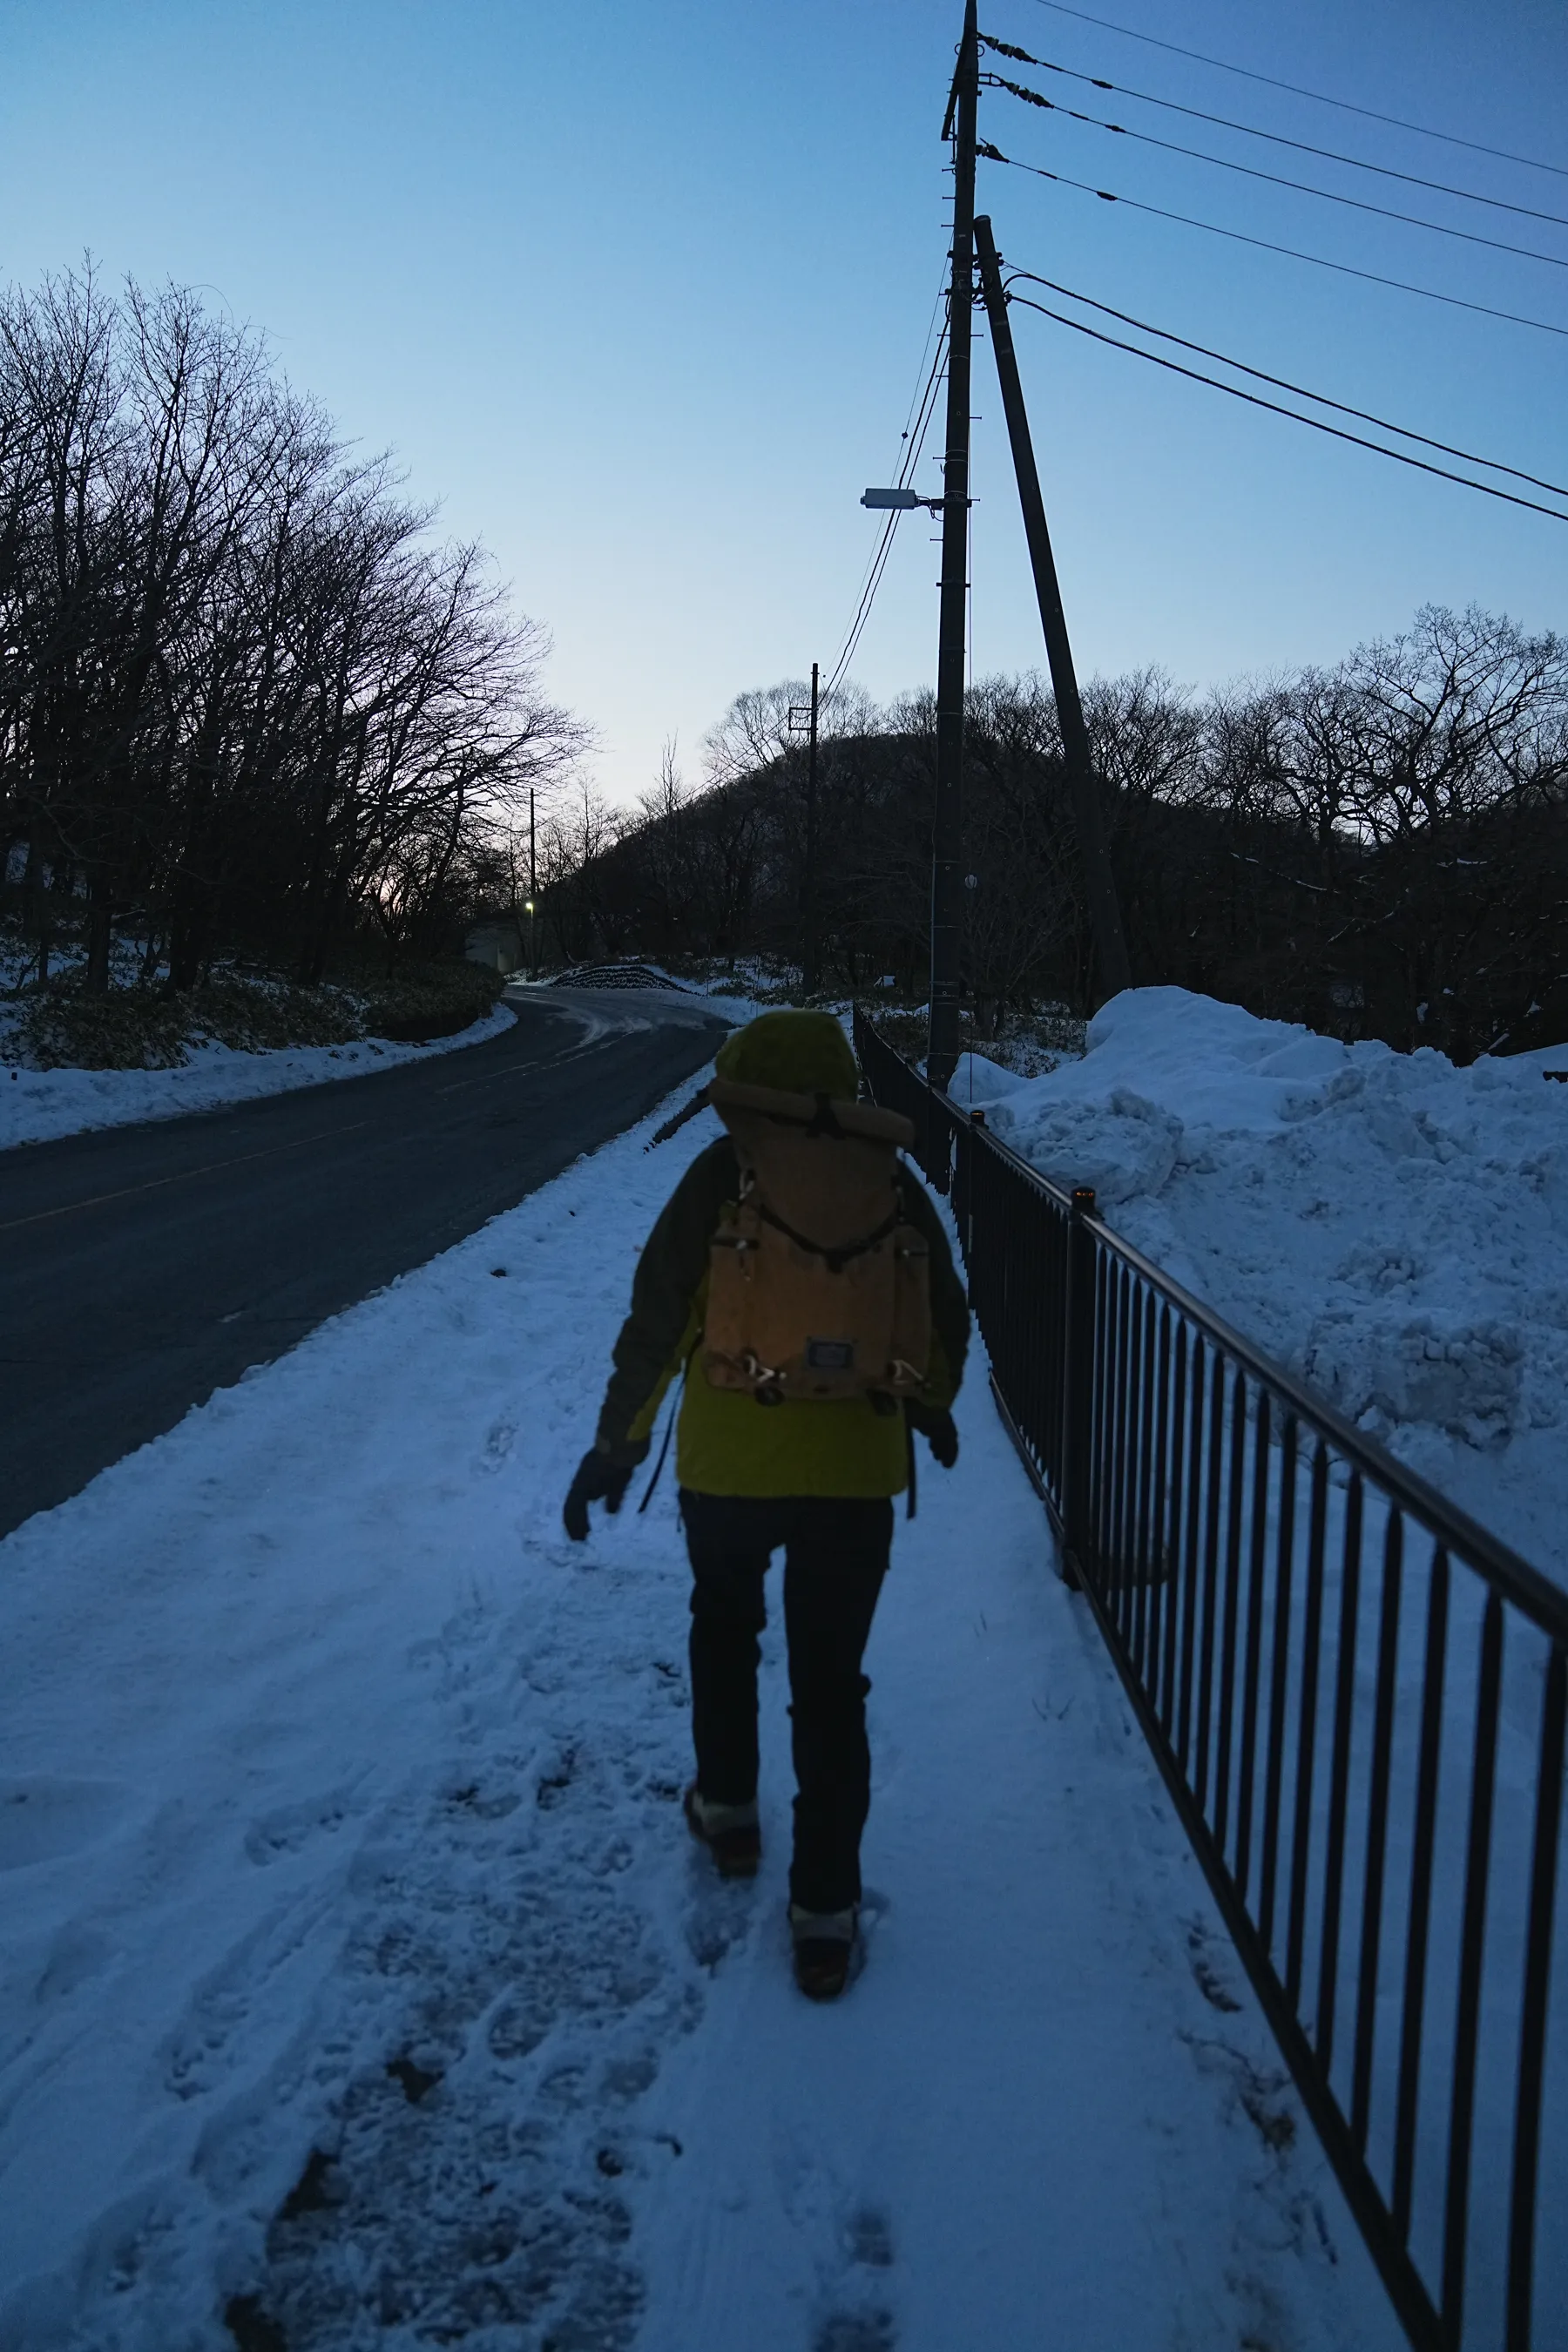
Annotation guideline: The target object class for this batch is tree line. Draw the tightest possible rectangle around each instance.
[531,605,1568,1062]
[0,266,583,992]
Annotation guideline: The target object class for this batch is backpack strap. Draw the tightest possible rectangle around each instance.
[636,1394,679,1514]
[637,1331,700,1511]
[905,1410,918,1521]
[708,1076,914,1148]
[753,1196,902,1274]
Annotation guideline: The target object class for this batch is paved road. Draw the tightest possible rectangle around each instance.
[0,987,725,1538]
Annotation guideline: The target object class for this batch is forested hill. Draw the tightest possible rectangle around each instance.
[541,608,1567,1064]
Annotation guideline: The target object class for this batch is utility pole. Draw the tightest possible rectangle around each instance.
[928,0,979,1090]
[805,661,820,995]
[789,666,822,994]
[529,787,538,978]
[974,215,1132,1001]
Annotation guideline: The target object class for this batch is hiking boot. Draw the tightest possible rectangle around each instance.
[683,1785,761,1880]
[789,1903,858,2001]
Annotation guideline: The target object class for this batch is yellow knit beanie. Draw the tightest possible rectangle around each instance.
[713,1010,857,1098]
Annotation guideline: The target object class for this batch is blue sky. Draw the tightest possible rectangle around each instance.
[2,0,1564,804]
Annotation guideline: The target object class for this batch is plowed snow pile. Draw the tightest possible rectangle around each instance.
[956,988,1568,1585]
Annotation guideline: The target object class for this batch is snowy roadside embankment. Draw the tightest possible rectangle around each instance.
[0,1068,1396,2352]
[955,988,1568,1584]
[0,1002,521,1152]
[508,977,767,1032]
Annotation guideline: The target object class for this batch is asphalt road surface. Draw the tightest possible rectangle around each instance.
[0,986,726,1539]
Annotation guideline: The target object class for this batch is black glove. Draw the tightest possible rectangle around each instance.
[905,1400,958,1469]
[563,1442,646,1541]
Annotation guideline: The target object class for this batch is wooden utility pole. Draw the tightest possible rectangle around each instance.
[529,787,538,978]
[805,660,821,995]
[789,667,822,994]
[928,0,979,1089]
[974,214,1132,1001]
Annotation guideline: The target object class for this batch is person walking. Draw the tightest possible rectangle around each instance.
[564,1010,969,2000]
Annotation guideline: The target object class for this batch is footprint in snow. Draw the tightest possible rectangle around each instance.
[685,1869,756,1972]
[807,2188,898,2350]
[480,1419,515,1470]
[210,1733,699,2352]
[243,1791,354,1866]
[844,2206,895,2269]
[814,2315,897,2352]
[0,1775,132,1870]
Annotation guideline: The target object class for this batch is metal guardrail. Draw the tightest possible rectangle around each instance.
[855,1009,1567,2352]
[544,963,691,991]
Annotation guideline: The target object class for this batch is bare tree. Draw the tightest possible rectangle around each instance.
[0,263,587,993]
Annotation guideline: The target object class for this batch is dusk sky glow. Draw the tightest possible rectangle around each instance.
[3,0,1564,806]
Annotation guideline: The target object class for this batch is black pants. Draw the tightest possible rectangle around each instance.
[679,1490,893,1916]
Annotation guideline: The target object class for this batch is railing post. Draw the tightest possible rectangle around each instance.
[928,1091,950,1196]
[954,1110,974,1254]
[1059,1185,1097,1590]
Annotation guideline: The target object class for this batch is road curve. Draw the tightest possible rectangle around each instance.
[0,987,727,1539]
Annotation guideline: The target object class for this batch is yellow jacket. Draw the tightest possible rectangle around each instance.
[596,1136,970,1499]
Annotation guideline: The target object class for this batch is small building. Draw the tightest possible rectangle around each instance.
[465,923,523,974]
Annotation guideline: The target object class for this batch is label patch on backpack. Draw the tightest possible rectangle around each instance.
[805,1338,855,1372]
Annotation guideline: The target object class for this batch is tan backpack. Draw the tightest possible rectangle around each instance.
[701,1078,931,1404]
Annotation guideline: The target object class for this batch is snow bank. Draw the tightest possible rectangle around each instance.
[0,1002,520,1152]
[964,988,1568,1581]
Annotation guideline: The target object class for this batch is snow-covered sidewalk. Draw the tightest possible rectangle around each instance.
[2,1074,1400,2352]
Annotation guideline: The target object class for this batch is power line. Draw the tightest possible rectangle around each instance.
[983,37,1568,230]
[1007,269,1568,497]
[1004,289,1568,523]
[829,342,944,691]
[978,145,1568,344]
[896,266,950,455]
[821,273,946,705]
[977,141,1568,338]
[1023,0,1568,182]
[832,300,949,692]
[824,516,898,704]
[823,313,949,701]
[987,73,1568,270]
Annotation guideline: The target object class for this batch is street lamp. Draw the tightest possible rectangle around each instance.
[861,486,943,512]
